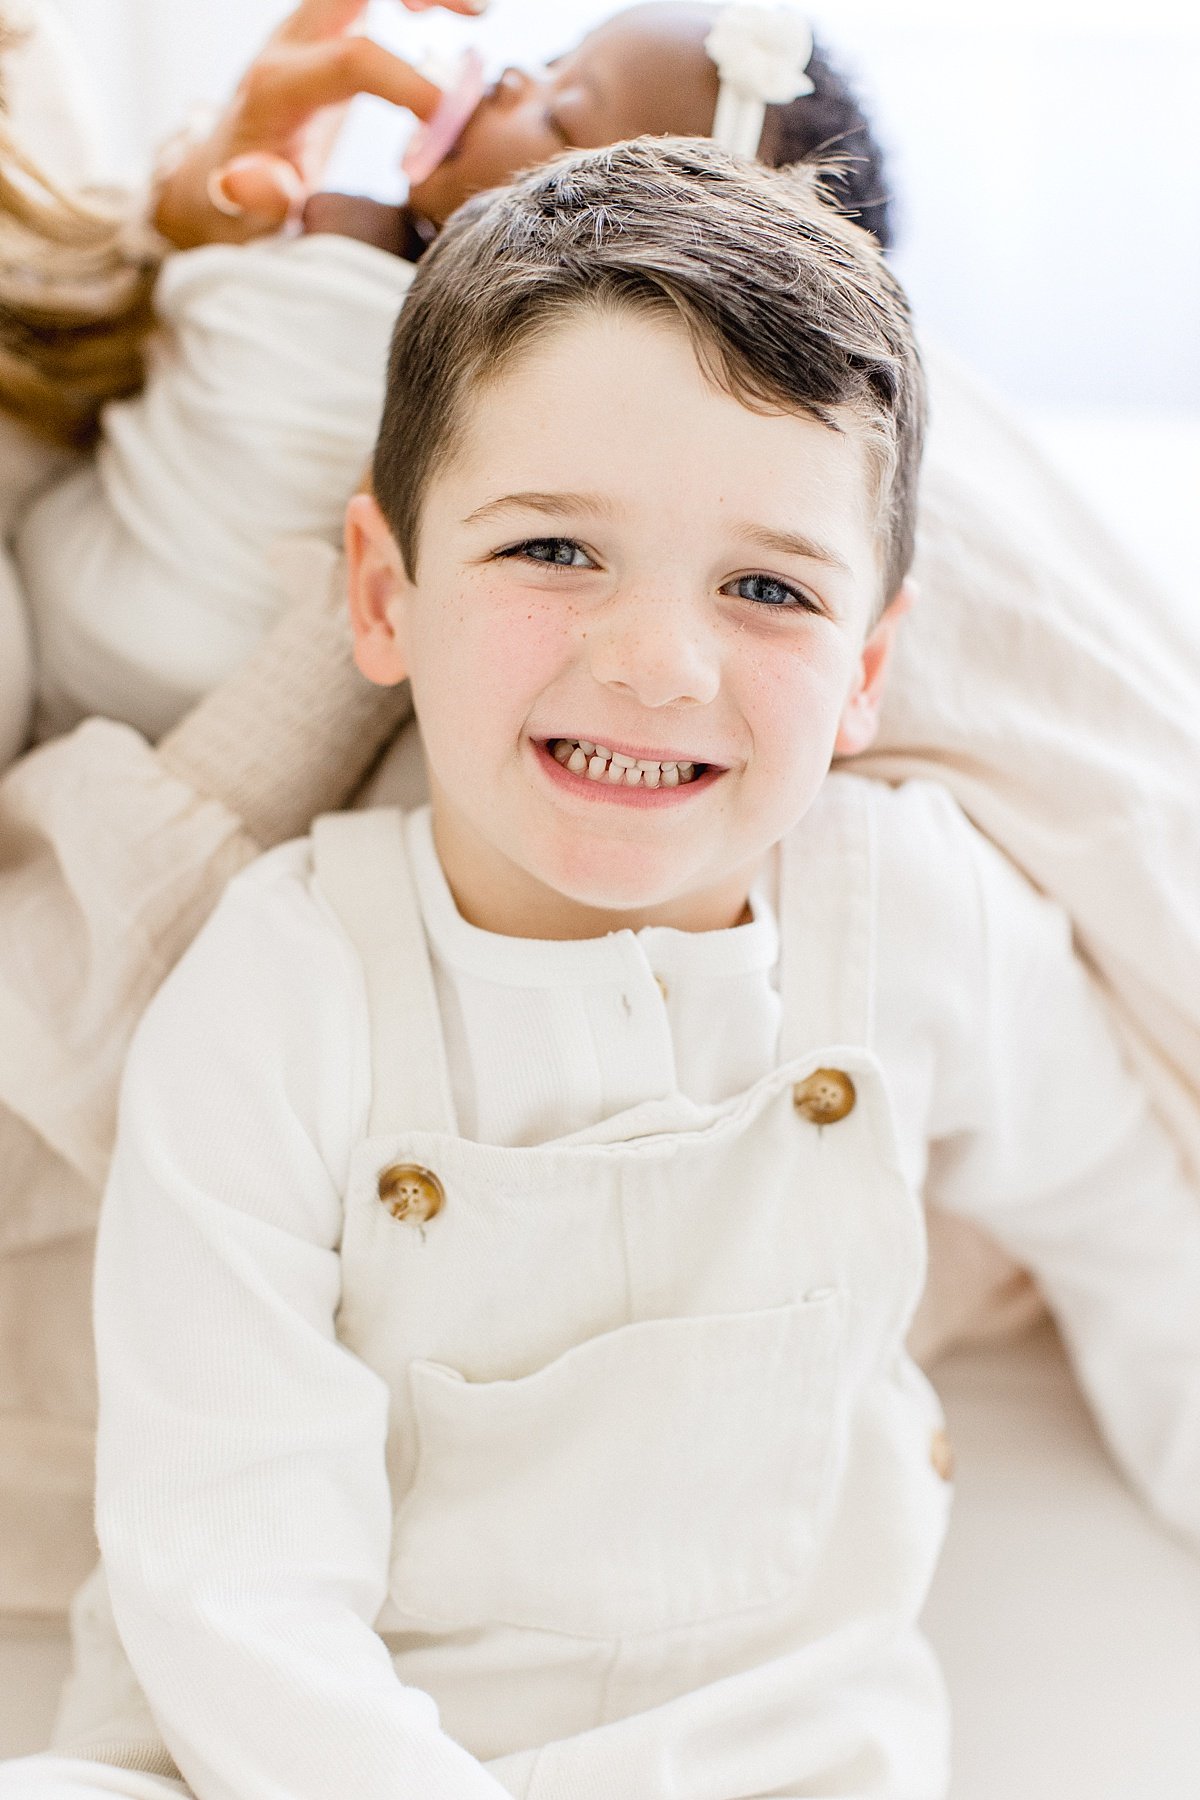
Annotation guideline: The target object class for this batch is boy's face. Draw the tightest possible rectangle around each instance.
[408,4,719,227]
[348,308,907,939]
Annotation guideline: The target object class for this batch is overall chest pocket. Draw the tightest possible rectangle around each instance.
[389,1289,845,1642]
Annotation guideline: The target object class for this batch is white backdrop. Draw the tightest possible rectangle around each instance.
[47,0,1200,413]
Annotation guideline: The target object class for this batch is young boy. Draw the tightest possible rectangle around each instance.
[7,139,1199,1800]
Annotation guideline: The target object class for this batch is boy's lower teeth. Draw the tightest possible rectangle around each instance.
[550,740,698,787]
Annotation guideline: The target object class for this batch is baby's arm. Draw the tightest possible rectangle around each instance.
[93,848,509,1800]
[918,793,1200,1545]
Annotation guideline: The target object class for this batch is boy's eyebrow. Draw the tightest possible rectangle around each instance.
[461,491,617,526]
[734,525,854,577]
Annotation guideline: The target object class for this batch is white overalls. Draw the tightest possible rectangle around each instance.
[11,780,954,1800]
[314,781,953,1799]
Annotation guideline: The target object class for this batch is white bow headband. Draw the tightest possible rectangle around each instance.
[705,4,815,159]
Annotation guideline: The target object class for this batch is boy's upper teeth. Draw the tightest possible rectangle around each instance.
[560,739,681,768]
[553,739,698,784]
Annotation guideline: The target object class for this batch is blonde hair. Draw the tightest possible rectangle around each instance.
[0,17,162,449]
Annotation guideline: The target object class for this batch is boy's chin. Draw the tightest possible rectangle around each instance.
[541,856,741,933]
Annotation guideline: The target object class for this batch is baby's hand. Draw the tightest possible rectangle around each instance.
[301,193,409,257]
[153,0,481,251]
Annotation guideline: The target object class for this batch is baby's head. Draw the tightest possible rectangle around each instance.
[349,138,922,940]
[408,2,891,248]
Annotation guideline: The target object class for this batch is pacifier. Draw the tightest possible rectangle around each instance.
[401,48,487,187]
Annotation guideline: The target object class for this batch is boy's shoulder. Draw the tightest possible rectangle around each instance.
[806,769,993,895]
[220,831,326,927]
[802,771,1061,969]
[142,828,368,1049]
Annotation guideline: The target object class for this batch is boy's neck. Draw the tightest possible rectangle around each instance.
[429,810,759,941]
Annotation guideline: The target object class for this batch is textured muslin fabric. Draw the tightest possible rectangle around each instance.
[0,1765,187,1799]
[0,550,410,1617]
[860,342,1200,1204]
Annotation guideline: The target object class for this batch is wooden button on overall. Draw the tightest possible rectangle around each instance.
[377,1163,445,1225]
[930,1428,956,1483]
[792,1068,856,1125]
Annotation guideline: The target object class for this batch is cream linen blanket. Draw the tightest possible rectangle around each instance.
[1,231,1197,1615]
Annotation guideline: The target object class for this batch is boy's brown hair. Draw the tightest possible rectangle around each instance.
[374,136,925,607]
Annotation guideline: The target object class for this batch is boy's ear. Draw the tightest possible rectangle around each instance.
[833,579,915,758]
[345,492,411,688]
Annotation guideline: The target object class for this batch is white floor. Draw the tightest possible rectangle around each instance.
[923,1325,1200,1797]
[4,1322,1200,1796]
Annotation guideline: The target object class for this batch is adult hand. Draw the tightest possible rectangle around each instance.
[153,0,482,251]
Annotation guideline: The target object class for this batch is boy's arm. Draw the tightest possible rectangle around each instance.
[94,849,510,1800]
[919,795,1200,1547]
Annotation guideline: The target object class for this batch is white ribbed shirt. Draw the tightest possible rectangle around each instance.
[93,787,1200,1800]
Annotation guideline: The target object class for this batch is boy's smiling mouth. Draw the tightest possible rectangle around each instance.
[540,737,720,797]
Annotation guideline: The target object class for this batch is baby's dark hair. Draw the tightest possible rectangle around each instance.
[373,138,924,606]
[760,37,893,250]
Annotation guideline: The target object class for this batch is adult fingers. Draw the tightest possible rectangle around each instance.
[272,0,372,48]
[400,0,488,14]
[240,38,443,129]
[210,154,307,232]
[276,0,484,46]
[156,151,305,249]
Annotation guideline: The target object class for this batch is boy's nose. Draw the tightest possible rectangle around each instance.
[587,593,721,710]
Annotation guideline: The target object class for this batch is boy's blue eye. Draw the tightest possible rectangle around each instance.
[728,573,817,610]
[501,538,592,568]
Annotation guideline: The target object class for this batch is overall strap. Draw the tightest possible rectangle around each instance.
[312,808,457,1136]
[777,775,878,1059]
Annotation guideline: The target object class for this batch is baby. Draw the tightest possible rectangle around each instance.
[5,137,1199,1800]
[18,1,889,740]
[341,1,891,252]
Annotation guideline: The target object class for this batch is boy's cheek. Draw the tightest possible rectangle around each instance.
[462,583,581,684]
[742,670,861,822]
[415,580,576,719]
